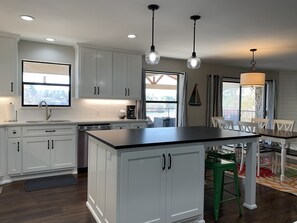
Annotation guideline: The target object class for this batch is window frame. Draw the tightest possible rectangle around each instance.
[145,70,180,126]
[21,60,72,107]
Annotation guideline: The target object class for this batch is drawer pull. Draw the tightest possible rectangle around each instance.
[45,130,56,133]
[17,142,20,152]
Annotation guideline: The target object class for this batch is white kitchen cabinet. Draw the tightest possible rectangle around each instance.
[112,52,142,99]
[111,122,130,129]
[78,47,113,98]
[87,137,204,223]
[129,122,147,129]
[88,137,117,222]
[111,122,147,129]
[0,34,18,96]
[7,127,22,176]
[121,145,203,223]
[21,125,76,174]
[0,128,5,178]
[7,138,22,175]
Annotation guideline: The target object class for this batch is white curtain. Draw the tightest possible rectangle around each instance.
[178,73,188,127]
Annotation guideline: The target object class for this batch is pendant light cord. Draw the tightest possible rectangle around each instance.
[250,50,257,71]
[193,19,196,53]
[151,9,155,47]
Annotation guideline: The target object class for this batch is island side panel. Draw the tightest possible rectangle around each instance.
[87,136,118,223]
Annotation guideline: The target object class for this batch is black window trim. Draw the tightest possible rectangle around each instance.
[21,60,72,107]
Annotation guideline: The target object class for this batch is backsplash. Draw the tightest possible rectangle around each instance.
[0,97,135,122]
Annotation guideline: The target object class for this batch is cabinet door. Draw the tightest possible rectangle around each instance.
[0,36,17,96]
[88,137,98,207]
[22,137,51,173]
[79,47,97,98]
[120,149,166,223]
[51,135,75,169]
[113,52,127,98]
[126,54,142,99]
[7,139,22,175]
[96,50,113,97]
[165,145,204,222]
[0,129,4,177]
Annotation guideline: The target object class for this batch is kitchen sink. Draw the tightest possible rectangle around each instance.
[26,120,70,123]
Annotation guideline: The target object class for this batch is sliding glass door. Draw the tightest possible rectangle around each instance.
[222,79,266,125]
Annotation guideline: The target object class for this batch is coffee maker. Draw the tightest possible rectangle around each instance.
[126,105,136,119]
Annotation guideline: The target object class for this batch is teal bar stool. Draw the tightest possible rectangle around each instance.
[205,153,242,221]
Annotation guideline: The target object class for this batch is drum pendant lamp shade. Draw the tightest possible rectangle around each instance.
[240,49,265,87]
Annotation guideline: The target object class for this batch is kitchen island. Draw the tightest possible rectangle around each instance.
[87,126,259,223]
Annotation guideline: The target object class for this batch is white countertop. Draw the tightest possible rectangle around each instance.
[0,118,148,127]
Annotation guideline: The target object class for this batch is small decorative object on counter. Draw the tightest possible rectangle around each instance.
[118,110,126,119]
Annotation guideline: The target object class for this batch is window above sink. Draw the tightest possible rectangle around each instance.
[22,60,71,107]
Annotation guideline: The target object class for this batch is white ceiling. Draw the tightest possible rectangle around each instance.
[1,0,297,72]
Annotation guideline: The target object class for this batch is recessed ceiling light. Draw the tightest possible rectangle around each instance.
[128,34,136,39]
[20,15,35,21]
[46,38,55,42]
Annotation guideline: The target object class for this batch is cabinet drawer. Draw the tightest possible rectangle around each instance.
[129,122,147,129]
[7,127,22,138]
[111,123,130,129]
[23,125,76,137]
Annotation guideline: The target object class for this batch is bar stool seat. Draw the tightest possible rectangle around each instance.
[205,154,242,221]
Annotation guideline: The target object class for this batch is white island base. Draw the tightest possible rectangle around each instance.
[87,136,206,223]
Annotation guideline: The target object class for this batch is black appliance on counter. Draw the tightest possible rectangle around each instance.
[126,105,136,119]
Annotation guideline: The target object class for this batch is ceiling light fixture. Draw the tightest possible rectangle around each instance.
[45,38,55,42]
[128,34,136,39]
[20,15,35,21]
[145,4,160,65]
[187,15,201,69]
[240,49,265,87]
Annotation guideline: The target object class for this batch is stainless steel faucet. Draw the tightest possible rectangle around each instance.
[38,101,52,120]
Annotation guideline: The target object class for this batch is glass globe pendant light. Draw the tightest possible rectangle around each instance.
[145,4,160,65]
[187,15,201,69]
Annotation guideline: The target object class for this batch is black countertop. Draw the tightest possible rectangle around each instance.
[87,126,259,149]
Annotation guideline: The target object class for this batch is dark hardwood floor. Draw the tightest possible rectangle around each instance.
[0,173,296,223]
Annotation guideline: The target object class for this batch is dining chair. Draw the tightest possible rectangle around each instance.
[211,116,224,127]
[272,119,296,173]
[216,119,240,161]
[251,118,269,129]
[273,119,295,131]
[238,121,261,176]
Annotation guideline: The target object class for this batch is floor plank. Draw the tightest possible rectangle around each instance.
[0,173,296,222]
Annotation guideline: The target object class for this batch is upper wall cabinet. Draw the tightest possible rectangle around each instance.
[0,34,18,96]
[76,46,142,100]
[113,52,142,99]
[77,47,113,98]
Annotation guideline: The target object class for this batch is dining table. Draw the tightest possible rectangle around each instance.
[259,128,297,181]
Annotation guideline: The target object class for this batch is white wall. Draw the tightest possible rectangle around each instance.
[277,71,297,131]
[0,40,134,122]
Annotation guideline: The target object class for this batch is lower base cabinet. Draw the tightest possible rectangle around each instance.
[0,128,5,178]
[23,135,75,173]
[87,136,205,223]
[7,138,22,175]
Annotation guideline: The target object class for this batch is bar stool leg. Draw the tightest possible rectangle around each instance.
[233,165,242,216]
[213,168,223,221]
